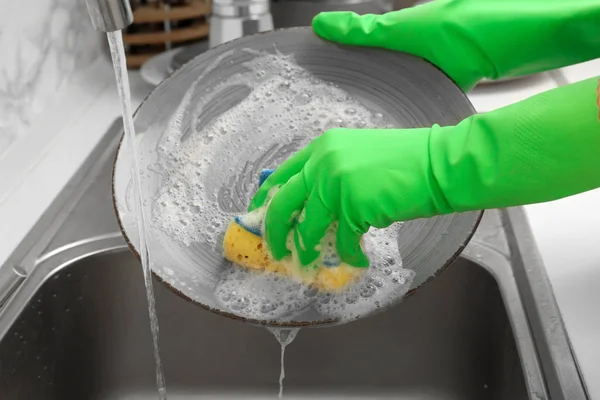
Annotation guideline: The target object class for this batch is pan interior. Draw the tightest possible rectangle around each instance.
[112,28,481,327]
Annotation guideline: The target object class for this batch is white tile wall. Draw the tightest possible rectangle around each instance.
[0,0,103,157]
[0,0,119,267]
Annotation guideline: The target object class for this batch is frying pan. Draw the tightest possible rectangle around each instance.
[112,27,482,327]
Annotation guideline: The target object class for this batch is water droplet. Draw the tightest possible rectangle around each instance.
[372,277,384,288]
[345,292,359,304]
[302,286,318,298]
[260,302,277,313]
[360,284,377,298]
[319,294,331,305]
[231,297,250,311]
[392,276,404,284]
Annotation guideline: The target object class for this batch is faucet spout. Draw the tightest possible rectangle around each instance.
[85,0,133,32]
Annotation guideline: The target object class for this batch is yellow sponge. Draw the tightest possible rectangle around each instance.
[222,221,286,274]
[223,221,363,291]
[315,265,363,291]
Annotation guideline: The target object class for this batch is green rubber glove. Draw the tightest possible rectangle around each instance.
[250,77,600,267]
[313,0,600,91]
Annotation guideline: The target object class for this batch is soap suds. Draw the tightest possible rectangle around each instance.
[217,220,414,322]
[152,50,392,248]
[151,48,415,322]
[315,226,415,321]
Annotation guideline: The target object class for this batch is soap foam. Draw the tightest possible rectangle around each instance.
[215,221,414,322]
[215,267,314,320]
[151,49,415,322]
[315,224,415,321]
[151,50,392,248]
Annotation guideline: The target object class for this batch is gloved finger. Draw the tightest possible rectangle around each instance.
[248,144,312,211]
[312,11,410,50]
[311,9,436,60]
[313,12,380,46]
[294,195,334,266]
[264,173,308,260]
[311,9,483,92]
[336,217,370,268]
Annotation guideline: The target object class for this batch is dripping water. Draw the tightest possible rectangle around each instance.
[268,328,300,398]
[107,31,167,399]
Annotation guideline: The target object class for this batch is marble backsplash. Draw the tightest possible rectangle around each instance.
[0,0,103,157]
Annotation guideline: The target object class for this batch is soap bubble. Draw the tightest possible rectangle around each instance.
[149,49,413,323]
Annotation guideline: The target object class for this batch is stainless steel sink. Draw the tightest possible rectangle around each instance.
[0,120,588,400]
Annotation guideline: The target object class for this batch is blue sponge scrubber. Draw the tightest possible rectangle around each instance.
[258,169,275,187]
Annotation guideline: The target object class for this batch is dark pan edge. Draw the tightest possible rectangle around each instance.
[111,26,482,328]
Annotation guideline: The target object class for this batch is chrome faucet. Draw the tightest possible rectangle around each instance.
[85,0,134,32]
[210,0,274,48]
[84,0,272,51]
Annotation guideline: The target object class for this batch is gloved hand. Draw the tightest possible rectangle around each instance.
[251,77,600,267]
[251,127,446,267]
[250,0,600,267]
[313,0,600,91]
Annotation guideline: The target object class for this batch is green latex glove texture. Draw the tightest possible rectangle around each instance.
[249,0,600,267]
[251,78,600,267]
[313,0,600,91]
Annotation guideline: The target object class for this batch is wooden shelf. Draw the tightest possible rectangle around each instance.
[126,53,156,69]
[125,0,211,69]
[133,0,211,23]
[123,23,209,45]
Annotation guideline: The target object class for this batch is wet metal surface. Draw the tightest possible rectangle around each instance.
[0,120,588,399]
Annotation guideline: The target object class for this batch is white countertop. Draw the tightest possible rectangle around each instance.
[0,56,155,272]
[1,54,599,397]
[523,61,600,399]
[471,60,600,398]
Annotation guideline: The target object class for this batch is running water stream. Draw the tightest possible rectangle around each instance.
[268,328,301,398]
[107,31,168,399]
[106,28,305,400]
[107,26,390,400]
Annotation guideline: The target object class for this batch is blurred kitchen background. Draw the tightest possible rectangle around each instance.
[0,1,599,396]
[0,0,423,271]
[0,0,418,160]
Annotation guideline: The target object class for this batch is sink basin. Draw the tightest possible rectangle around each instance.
[0,120,587,400]
[0,240,525,400]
